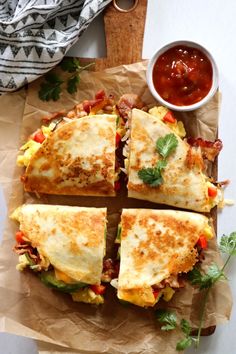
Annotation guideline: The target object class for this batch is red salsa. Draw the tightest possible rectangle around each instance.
[152,45,213,106]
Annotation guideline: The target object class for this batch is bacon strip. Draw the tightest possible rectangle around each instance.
[14,243,38,260]
[42,110,66,124]
[13,243,50,270]
[186,146,204,170]
[117,94,146,119]
[153,274,186,289]
[187,137,223,162]
[101,258,120,282]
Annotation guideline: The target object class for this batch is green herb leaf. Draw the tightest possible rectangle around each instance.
[176,337,193,351]
[187,267,203,286]
[155,309,177,331]
[60,58,80,73]
[180,319,191,336]
[67,75,80,94]
[156,133,178,159]
[138,160,167,187]
[38,73,63,101]
[188,264,225,290]
[116,224,122,243]
[220,232,236,255]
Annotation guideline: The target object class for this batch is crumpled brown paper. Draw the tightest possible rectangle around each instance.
[0,61,232,354]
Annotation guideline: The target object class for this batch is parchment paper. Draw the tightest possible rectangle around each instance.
[0,61,232,354]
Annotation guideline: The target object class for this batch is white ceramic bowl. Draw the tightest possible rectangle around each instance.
[146,40,219,111]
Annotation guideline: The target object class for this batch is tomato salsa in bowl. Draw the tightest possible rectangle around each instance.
[147,41,219,111]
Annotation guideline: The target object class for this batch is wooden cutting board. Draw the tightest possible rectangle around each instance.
[95,0,147,70]
[82,0,216,336]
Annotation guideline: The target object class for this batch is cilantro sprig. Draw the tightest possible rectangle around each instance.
[156,133,178,159]
[156,310,197,351]
[155,309,177,331]
[38,73,63,101]
[138,133,178,187]
[188,263,226,290]
[38,58,94,101]
[138,160,167,187]
[156,231,236,351]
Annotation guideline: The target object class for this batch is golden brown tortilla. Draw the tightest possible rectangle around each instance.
[23,115,117,196]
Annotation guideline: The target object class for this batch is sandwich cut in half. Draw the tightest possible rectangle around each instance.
[125,108,223,212]
[11,204,107,304]
[114,208,214,307]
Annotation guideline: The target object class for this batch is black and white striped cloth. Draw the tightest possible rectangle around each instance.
[0,0,111,92]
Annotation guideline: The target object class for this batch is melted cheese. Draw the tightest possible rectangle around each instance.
[54,268,78,284]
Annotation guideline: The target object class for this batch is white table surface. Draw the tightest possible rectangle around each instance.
[1,0,236,353]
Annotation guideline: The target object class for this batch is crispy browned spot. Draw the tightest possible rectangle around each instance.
[121,214,136,239]
[128,214,199,275]
[57,126,73,140]
[24,177,115,196]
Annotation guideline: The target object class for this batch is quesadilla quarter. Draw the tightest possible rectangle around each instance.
[114,208,214,307]
[11,204,107,304]
[125,108,223,212]
[19,114,117,196]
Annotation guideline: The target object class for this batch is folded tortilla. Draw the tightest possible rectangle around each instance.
[127,109,222,212]
[21,114,117,196]
[11,204,107,285]
[117,208,213,307]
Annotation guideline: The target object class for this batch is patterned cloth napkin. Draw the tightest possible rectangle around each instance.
[0,0,111,92]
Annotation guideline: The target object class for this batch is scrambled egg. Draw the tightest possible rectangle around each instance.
[17,140,41,167]
[207,181,223,210]
[72,287,104,305]
[149,106,186,138]
[17,124,55,168]
[203,225,214,240]
[16,254,30,271]
[10,206,21,221]
[162,286,175,302]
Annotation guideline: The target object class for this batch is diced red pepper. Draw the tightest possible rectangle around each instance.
[95,90,106,100]
[15,231,25,244]
[83,98,104,114]
[208,186,217,198]
[89,98,103,108]
[83,100,91,113]
[197,235,208,249]
[34,131,45,144]
[163,111,176,124]
[114,180,121,192]
[152,289,160,299]
[90,284,106,295]
[116,132,121,146]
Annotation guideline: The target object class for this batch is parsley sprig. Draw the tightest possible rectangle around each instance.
[38,58,94,101]
[156,232,236,351]
[138,133,178,187]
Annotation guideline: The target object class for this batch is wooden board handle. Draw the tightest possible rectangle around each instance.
[95,0,147,70]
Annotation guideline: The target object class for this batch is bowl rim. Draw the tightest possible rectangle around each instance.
[146,40,219,112]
